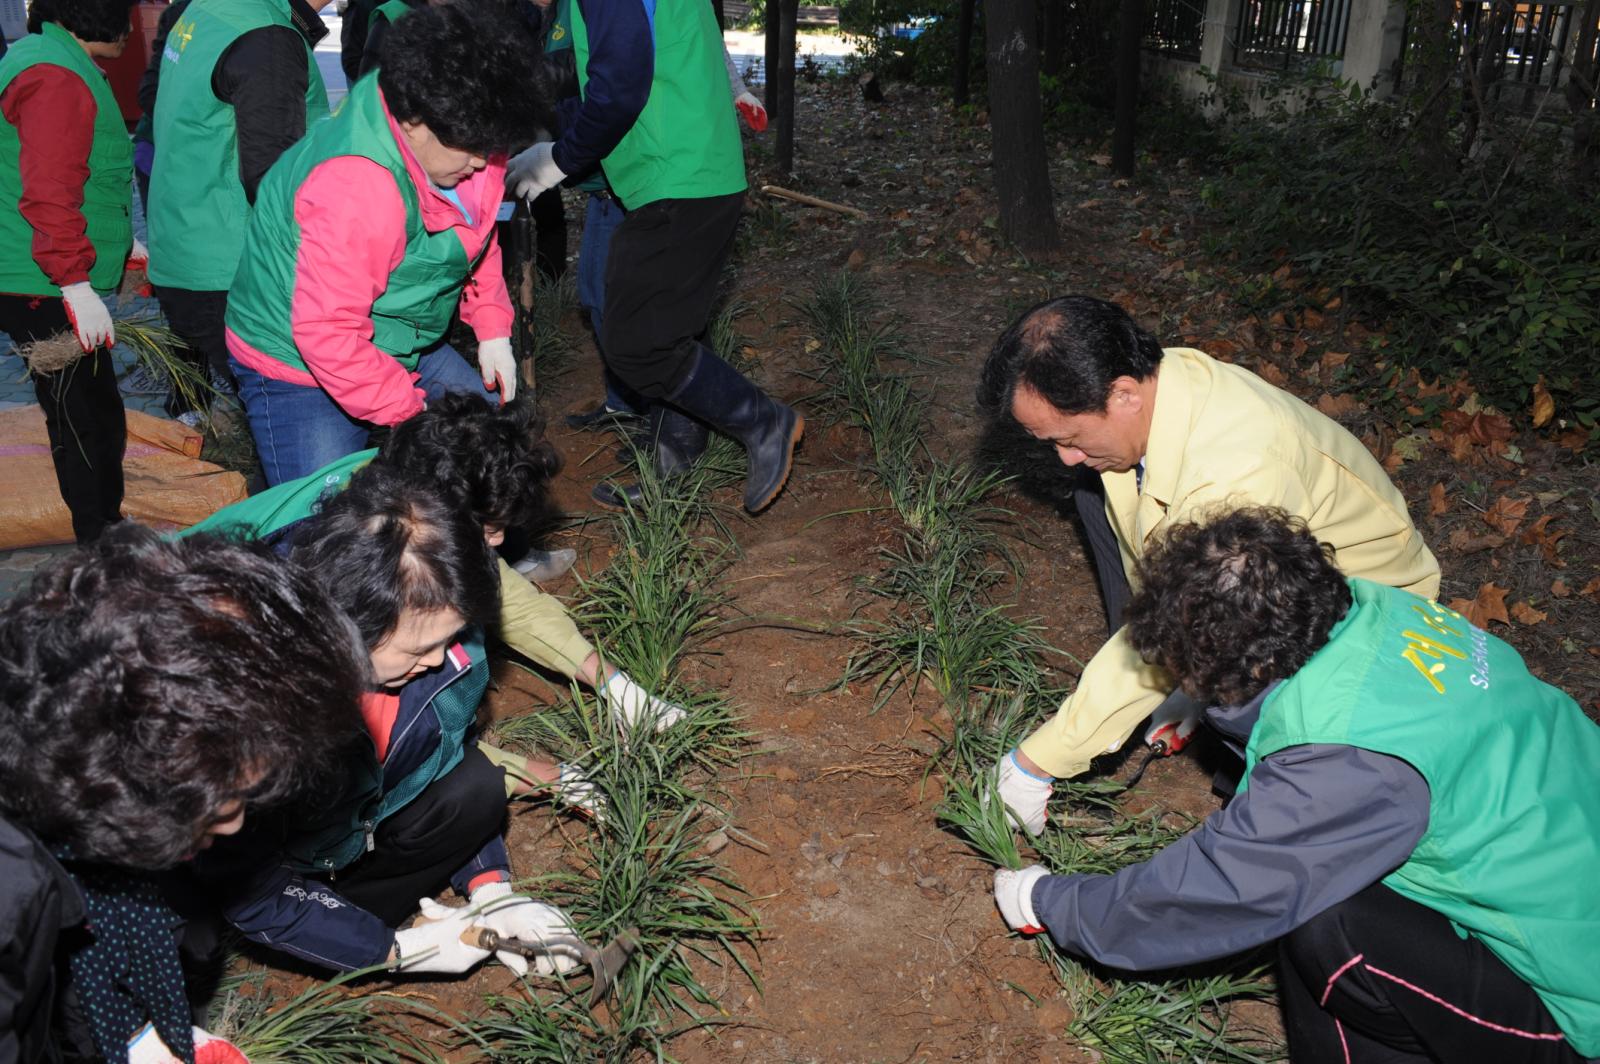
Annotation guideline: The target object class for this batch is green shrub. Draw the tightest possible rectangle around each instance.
[1203,83,1600,421]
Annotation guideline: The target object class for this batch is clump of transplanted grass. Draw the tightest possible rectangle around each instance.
[208,966,453,1063]
[469,438,758,1060]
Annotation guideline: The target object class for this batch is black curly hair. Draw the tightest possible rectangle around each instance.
[1124,507,1353,707]
[378,393,560,533]
[292,464,501,651]
[377,1,546,156]
[977,295,1164,419]
[0,526,367,869]
[26,0,135,41]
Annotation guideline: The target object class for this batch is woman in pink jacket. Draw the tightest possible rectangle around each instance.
[224,2,543,485]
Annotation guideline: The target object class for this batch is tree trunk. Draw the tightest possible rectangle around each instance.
[1408,0,1462,171]
[1111,0,1141,176]
[775,0,799,174]
[1040,0,1066,78]
[954,0,978,105]
[764,0,782,116]
[983,0,1058,252]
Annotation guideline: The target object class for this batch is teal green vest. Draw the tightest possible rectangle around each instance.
[226,74,478,373]
[182,449,488,875]
[370,0,412,29]
[1244,579,1600,1055]
[0,23,133,296]
[147,0,328,289]
[571,0,745,209]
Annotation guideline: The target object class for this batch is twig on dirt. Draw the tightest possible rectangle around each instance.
[761,184,868,219]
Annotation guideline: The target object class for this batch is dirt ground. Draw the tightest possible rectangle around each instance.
[239,77,1599,1061]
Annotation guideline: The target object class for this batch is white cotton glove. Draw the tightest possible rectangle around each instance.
[507,142,566,202]
[477,336,517,401]
[61,281,114,351]
[554,762,608,821]
[468,880,582,977]
[392,896,494,974]
[602,670,688,732]
[995,749,1054,836]
[993,864,1050,935]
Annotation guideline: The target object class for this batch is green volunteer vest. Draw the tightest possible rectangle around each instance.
[226,74,478,373]
[0,23,133,296]
[370,0,412,30]
[146,0,328,289]
[1243,579,1600,1055]
[181,449,488,875]
[570,0,745,209]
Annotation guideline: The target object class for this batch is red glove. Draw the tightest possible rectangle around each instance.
[735,92,768,132]
[193,1029,249,1064]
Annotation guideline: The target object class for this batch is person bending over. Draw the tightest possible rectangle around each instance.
[223,2,543,484]
[187,392,689,742]
[0,526,366,1063]
[978,295,1439,833]
[201,468,582,978]
[993,507,1600,1064]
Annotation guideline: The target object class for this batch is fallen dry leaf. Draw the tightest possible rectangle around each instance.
[1321,350,1350,372]
[1530,377,1555,429]
[1580,577,1600,598]
[1510,601,1547,625]
[1256,361,1289,388]
[1448,528,1505,554]
[1316,392,1365,419]
[1551,579,1570,598]
[1449,582,1511,627]
[1440,408,1515,449]
[1090,153,1113,167]
[1428,482,1449,517]
[1519,514,1569,566]
[1482,494,1530,536]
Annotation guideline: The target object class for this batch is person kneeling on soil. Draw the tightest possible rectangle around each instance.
[0,526,367,1063]
[993,507,1600,1064]
[188,392,689,743]
[198,467,583,978]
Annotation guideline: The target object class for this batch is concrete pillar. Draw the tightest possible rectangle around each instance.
[1199,0,1246,72]
[1341,0,1408,96]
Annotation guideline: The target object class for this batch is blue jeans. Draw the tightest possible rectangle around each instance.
[578,194,635,414]
[233,343,494,486]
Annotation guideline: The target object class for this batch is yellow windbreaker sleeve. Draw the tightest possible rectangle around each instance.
[495,557,594,678]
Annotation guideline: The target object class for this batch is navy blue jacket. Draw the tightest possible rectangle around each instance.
[203,640,508,972]
[549,0,655,179]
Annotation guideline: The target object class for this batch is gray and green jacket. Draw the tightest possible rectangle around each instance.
[1028,578,1600,1057]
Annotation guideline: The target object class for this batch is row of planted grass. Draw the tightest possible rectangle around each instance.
[798,270,1284,1063]
[198,283,757,1062]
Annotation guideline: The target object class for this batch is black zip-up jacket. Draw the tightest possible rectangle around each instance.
[0,817,86,1064]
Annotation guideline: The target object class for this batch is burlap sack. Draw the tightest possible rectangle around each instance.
[0,404,248,549]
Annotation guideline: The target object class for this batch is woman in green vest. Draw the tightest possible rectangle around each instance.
[993,507,1600,1063]
[0,0,136,543]
[224,1,543,486]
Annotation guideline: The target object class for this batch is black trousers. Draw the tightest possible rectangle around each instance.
[1072,469,1135,633]
[0,294,125,543]
[1280,882,1585,1064]
[332,745,508,926]
[598,191,743,398]
[152,286,231,414]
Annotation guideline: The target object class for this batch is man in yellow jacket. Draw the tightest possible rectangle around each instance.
[978,295,1439,832]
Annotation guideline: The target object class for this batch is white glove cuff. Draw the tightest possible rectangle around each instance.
[470,879,514,907]
[997,865,1049,933]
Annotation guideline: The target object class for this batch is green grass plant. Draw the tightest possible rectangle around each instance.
[210,967,449,1063]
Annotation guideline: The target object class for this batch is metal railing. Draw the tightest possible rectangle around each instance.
[1233,0,1354,70]
[1145,0,1208,59]
[1397,1,1597,107]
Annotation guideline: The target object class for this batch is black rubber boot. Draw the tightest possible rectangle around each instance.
[591,403,711,510]
[666,348,803,514]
